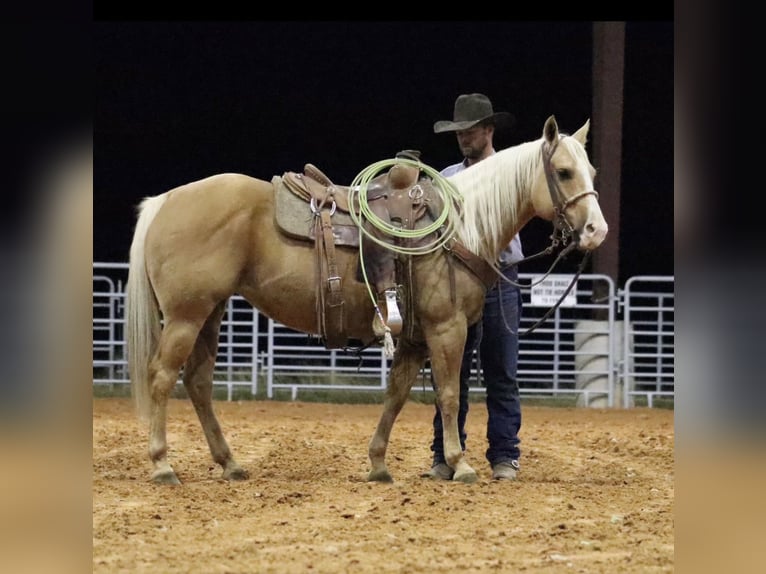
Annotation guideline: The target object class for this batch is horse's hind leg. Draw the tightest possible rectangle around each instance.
[183,301,248,481]
[368,341,426,483]
[147,317,207,484]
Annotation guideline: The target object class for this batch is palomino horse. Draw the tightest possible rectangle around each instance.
[125,115,607,485]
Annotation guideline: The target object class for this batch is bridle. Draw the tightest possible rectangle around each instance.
[542,137,600,239]
[496,137,602,336]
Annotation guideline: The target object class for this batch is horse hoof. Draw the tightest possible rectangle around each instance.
[367,469,394,483]
[152,470,181,485]
[453,470,478,484]
[223,467,250,481]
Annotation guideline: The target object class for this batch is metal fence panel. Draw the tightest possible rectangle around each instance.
[93,263,674,407]
[622,276,675,407]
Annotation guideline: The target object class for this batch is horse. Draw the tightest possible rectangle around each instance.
[125,115,607,485]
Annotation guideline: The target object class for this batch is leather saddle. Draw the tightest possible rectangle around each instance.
[275,155,440,244]
[272,153,443,350]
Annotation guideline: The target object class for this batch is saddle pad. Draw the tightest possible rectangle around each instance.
[272,176,360,247]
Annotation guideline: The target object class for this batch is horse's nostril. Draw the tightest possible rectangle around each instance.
[585,223,595,235]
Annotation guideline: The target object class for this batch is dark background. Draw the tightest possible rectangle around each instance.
[95,21,673,287]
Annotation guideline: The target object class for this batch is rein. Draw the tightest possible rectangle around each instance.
[493,241,585,338]
[519,249,591,336]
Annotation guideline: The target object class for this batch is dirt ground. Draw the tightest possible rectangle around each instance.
[93,398,674,573]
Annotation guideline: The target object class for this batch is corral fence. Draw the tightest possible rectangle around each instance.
[93,263,674,408]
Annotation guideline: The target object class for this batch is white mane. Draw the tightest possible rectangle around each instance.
[447,139,542,262]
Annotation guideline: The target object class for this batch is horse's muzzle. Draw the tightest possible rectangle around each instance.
[576,222,608,251]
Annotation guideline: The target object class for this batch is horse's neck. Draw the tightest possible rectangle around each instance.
[450,140,540,261]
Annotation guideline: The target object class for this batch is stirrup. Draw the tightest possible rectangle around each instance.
[371,289,402,338]
[383,289,402,336]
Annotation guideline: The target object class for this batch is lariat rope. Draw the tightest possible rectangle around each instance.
[348,158,462,253]
[347,158,464,331]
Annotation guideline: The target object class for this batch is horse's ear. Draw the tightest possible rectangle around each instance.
[572,119,591,146]
[543,115,559,144]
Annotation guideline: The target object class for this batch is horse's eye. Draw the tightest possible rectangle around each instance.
[556,169,571,180]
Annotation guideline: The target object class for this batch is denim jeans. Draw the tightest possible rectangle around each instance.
[430,265,522,466]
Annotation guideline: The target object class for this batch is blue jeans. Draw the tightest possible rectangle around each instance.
[430,266,522,466]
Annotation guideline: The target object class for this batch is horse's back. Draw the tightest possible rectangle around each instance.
[145,173,274,310]
[165,172,270,203]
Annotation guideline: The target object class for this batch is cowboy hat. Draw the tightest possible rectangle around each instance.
[433,93,515,133]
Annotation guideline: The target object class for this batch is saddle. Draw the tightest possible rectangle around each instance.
[280,156,433,218]
[273,152,443,350]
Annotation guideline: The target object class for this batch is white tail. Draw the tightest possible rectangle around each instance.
[125,194,169,421]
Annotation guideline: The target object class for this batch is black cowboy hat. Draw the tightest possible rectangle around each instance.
[433,93,515,133]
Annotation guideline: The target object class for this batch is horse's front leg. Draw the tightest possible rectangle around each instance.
[367,341,426,483]
[428,324,478,484]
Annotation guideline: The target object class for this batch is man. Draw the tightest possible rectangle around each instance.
[424,93,523,481]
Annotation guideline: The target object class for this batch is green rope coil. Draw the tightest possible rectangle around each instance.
[347,157,464,326]
[347,157,463,256]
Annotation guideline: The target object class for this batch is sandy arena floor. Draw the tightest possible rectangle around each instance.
[93,398,673,573]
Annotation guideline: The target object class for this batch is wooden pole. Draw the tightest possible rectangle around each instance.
[591,22,625,316]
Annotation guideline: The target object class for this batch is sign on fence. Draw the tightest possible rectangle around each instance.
[530,274,578,307]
